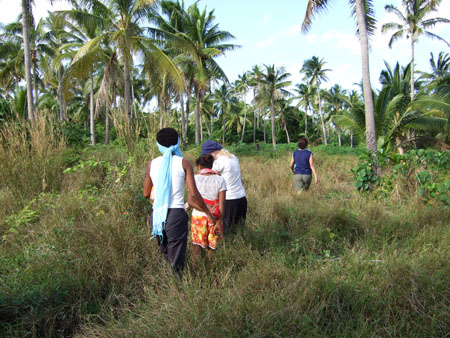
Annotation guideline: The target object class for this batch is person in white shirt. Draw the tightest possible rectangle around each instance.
[201,140,247,234]
[143,128,214,274]
[187,154,226,262]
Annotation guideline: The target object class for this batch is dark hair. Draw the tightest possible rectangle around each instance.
[298,137,308,149]
[195,154,214,169]
[156,128,179,147]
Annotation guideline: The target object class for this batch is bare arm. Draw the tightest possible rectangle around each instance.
[183,158,215,223]
[213,190,226,235]
[289,156,295,174]
[309,154,318,184]
[143,161,153,199]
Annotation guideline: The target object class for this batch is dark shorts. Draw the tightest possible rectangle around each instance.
[150,208,188,274]
[223,196,247,234]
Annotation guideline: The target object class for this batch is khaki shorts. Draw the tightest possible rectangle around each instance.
[294,174,312,191]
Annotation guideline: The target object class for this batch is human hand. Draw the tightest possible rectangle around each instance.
[213,220,223,236]
[315,177,319,185]
[184,202,191,211]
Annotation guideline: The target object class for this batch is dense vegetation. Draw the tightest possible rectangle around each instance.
[1,0,450,336]
[0,121,449,336]
[1,0,449,150]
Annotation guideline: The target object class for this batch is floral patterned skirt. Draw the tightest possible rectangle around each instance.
[191,215,221,250]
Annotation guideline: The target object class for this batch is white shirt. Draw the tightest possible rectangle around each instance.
[212,154,246,200]
[149,155,185,209]
[192,174,227,217]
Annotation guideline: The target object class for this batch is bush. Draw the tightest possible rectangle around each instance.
[353,149,450,205]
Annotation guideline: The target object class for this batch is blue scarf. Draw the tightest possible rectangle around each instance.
[152,139,183,239]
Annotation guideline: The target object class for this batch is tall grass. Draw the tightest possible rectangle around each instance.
[1,128,449,337]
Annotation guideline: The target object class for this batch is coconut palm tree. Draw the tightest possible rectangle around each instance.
[419,52,450,83]
[324,84,347,146]
[61,0,184,125]
[21,0,34,120]
[332,89,366,147]
[382,0,450,100]
[235,72,250,142]
[0,21,26,95]
[248,65,263,143]
[300,56,330,145]
[163,2,238,145]
[294,82,316,137]
[302,0,378,153]
[214,83,231,144]
[257,64,291,149]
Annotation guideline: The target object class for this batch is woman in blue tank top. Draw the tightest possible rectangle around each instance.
[289,138,318,192]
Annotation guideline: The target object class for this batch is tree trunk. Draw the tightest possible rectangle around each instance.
[57,67,64,121]
[159,97,164,129]
[222,106,226,144]
[131,82,136,119]
[90,71,95,145]
[180,94,187,146]
[355,0,377,154]
[318,91,327,146]
[105,102,110,145]
[195,88,201,145]
[263,112,267,144]
[270,97,276,149]
[22,0,34,120]
[32,54,39,109]
[283,116,290,144]
[241,104,247,142]
[305,106,308,137]
[410,36,415,100]
[253,109,256,143]
[351,132,353,148]
[123,53,131,121]
[204,112,211,136]
[338,128,341,147]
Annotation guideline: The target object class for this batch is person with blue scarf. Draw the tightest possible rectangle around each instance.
[144,128,215,274]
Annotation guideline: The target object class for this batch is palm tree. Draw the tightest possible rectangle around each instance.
[163,2,238,145]
[382,0,450,100]
[21,0,34,120]
[0,21,26,95]
[294,83,316,137]
[302,0,378,153]
[258,64,291,149]
[248,65,263,143]
[235,72,250,142]
[300,56,330,145]
[333,90,366,147]
[214,83,231,144]
[324,84,347,146]
[61,0,184,126]
[419,52,450,83]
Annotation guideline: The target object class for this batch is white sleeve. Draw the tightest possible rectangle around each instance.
[219,177,227,192]
[212,157,225,174]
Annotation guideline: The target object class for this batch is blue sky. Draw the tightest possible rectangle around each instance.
[2,0,449,92]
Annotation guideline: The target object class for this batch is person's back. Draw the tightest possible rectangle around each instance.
[289,138,318,192]
[213,154,246,200]
[150,155,185,208]
[293,149,313,175]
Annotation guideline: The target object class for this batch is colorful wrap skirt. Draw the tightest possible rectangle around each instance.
[191,215,221,250]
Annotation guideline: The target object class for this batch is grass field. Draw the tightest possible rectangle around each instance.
[1,128,449,337]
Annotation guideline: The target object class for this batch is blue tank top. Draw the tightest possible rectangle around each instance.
[293,149,312,175]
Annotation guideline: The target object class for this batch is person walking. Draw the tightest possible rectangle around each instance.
[188,154,226,262]
[289,137,318,192]
[201,140,247,234]
[144,128,215,274]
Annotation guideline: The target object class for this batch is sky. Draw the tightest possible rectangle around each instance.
[1,0,449,92]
